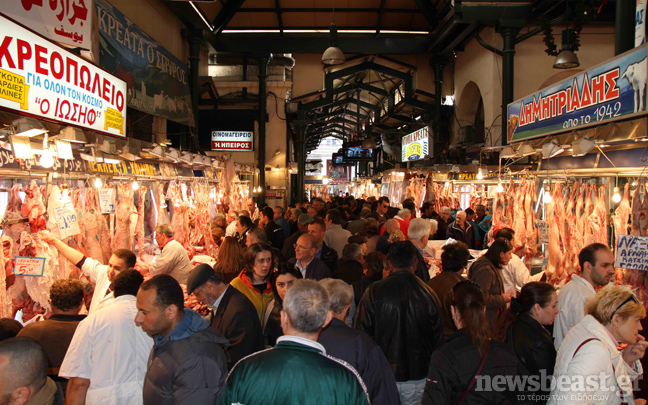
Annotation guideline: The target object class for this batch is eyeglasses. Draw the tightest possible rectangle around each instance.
[610,293,639,320]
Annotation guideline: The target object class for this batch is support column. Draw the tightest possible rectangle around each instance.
[500,26,519,146]
[295,125,306,203]
[431,55,447,161]
[187,29,202,151]
[257,56,270,206]
[616,0,635,55]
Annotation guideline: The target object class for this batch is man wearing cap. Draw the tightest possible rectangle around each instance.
[187,264,263,370]
[282,214,313,261]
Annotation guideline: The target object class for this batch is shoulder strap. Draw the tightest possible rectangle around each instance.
[455,340,492,405]
[572,337,600,359]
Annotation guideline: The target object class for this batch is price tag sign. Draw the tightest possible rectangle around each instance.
[615,234,648,271]
[537,220,550,244]
[13,257,46,277]
[54,206,81,238]
[98,188,116,214]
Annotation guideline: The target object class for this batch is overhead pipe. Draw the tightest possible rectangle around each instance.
[257,55,270,206]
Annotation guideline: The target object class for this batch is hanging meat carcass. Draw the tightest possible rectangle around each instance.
[157,182,170,225]
[3,185,29,257]
[17,231,58,314]
[612,183,631,243]
[81,188,111,264]
[21,181,47,233]
[511,181,527,253]
[0,236,13,318]
[545,183,566,285]
[112,182,135,251]
[523,179,538,267]
[563,184,579,275]
[587,185,608,246]
[134,186,147,259]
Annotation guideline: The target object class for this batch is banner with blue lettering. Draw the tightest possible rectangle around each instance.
[94,0,194,127]
[507,45,648,143]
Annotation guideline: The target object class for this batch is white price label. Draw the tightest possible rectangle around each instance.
[54,205,81,238]
[615,234,648,271]
[13,256,46,277]
[98,188,116,214]
[537,220,550,244]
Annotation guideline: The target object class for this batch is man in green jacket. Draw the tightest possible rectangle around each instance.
[219,279,370,405]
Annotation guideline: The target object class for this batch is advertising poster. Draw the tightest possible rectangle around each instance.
[507,46,648,142]
[401,127,430,162]
[94,0,194,127]
[3,0,93,50]
[0,14,127,137]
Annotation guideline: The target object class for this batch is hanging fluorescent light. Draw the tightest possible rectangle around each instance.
[58,126,86,143]
[166,148,180,162]
[10,135,33,159]
[148,145,165,159]
[179,151,193,165]
[98,139,117,154]
[500,146,517,159]
[542,140,564,159]
[12,117,47,137]
[518,143,536,157]
[571,137,596,157]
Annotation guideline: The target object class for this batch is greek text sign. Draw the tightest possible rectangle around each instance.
[98,188,115,214]
[54,205,80,238]
[615,234,648,271]
[507,45,648,142]
[537,220,550,244]
[4,0,92,50]
[14,256,45,276]
[401,127,429,162]
[0,14,127,136]
[211,131,254,151]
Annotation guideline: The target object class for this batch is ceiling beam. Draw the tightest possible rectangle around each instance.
[215,36,428,53]
[377,0,387,35]
[212,0,247,36]
[275,0,284,34]
[412,0,438,28]
[235,8,420,13]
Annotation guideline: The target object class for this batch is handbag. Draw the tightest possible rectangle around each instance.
[455,340,493,405]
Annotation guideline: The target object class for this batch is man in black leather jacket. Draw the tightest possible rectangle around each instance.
[355,241,444,405]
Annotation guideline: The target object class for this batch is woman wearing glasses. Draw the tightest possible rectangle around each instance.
[422,281,519,404]
[548,285,648,405]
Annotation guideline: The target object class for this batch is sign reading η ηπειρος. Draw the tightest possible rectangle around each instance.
[211,131,254,151]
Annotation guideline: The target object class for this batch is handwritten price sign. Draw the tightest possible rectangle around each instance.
[537,220,550,244]
[615,234,648,271]
[54,206,81,238]
[13,257,46,277]
[98,188,115,214]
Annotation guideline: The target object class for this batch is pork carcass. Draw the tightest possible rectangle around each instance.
[511,181,527,252]
[587,186,608,245]
[21,181,46,233]
[3,185,29,257]
[112,183,135,251]
[523,180,538,267]
[18,231,58,314]
[134,186,147,259]
[612,183,631,244]
[546,183,566,285]
[563,184,579,275]
[157,183,170,225]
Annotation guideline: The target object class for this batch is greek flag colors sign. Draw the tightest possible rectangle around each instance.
[507,45,648,143]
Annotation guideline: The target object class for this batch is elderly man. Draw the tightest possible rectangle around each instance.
[324,209,352,259]
[288,234,333,280]
[39,230,136,314]
[60,270,152,405]
[210,213,227,246]
[247,198,260,222]
[259,206,284,250]
[136,274,228,403]
[18,279,86,392]
[335,243,364,285]
[138,224,192,284]
[432,207,452,240]
[445,210,474,248]
[312,197,327,218]
[356,241,443,405]
[225,211,239,237]
[382,208,411,239]
[369,196,390,226]
[0,337,62,404]
[186,264,263,369]
[318,279,400,405]
[220,280,370,404]
[282,214,313,261]
[553,243,616,349]
[376,218,400,255]
[407,218,434,282]
[273,206,290,242]
[308,218,339,273]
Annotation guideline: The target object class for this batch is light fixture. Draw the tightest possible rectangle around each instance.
[59,187,71,204]
[361,137,377,149]
[12,117,47,137]
[542,140,564,159]
[102,155,122,164]
[288,166,293,173]
[476,167,484,180]
[10,135,33,159]
[571,137,596,157]
[496,182,504,193]
[543,180,552,203]
[518,143,536,157]
[179,151,193,165]
[321,23,345,65]
[119,140,142,161]
[612,186,622,203]
[165,148,180,162]
[148,145,165,159]
[98,139,117,154]
[94,177,103,188]
[544,189,552,203]
[275,165,280,172]
[322,177,330,185]
[58,126,86,143]
[500,146,517,159]
[55,140,73,160]
[213,159,220,168]
[39,152,55,168]
[554,30,580,69]
[132,181,139,190]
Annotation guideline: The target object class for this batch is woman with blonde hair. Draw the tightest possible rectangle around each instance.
[215,236,246,283]
[548,285,647,405]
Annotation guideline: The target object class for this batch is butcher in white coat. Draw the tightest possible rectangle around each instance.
[39,230,137,314]
[553,243,616,350]
[137,223,192,285]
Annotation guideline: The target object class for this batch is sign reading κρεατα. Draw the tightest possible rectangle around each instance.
[0,13,127,137]
[401,127,430,162]
[211,131,253,151]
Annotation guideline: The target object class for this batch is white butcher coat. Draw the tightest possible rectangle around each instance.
[82,257,114,314]
[59,295,153,405]
[548,314,642,405]
[149,239,191,285]
[501,253,544,293]
[553,274,596,350]
[225,220,238,237]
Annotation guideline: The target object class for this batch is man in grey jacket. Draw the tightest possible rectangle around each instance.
[135,275,229,405]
